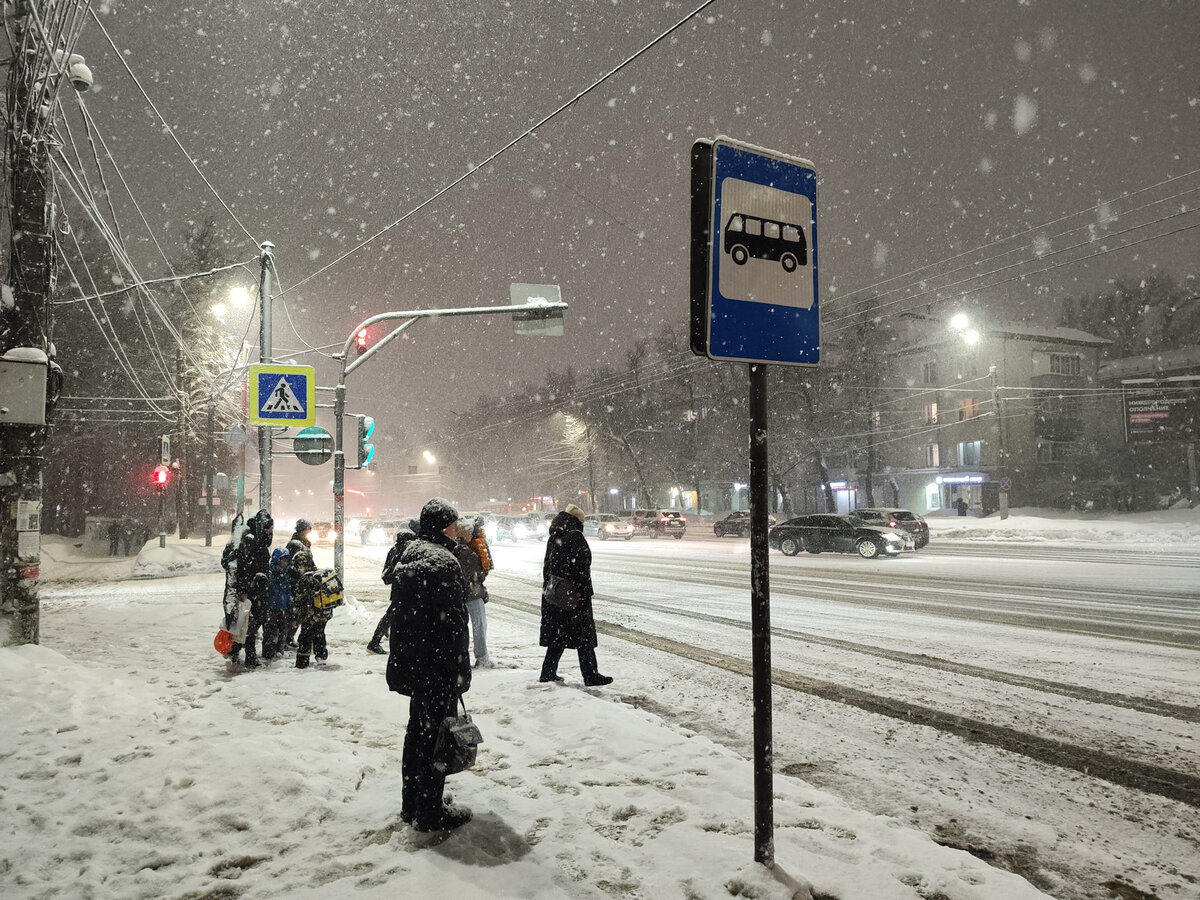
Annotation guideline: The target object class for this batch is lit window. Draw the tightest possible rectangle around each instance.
[956,397,979,420]
[924,443,940,467]
[924,403,938,424]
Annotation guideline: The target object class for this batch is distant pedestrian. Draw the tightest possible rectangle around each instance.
[367,518,419,655]
[453,515,492,668]
[954,497,968,517]
[107,519,120,556]
[539,504,612,686]
[385,497,473,832]
[121,519,135,555]
[290,518,313,551]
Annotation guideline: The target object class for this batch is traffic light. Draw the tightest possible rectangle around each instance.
[355,328,369,356]
[356,414,375,469]
[152,464,170,492]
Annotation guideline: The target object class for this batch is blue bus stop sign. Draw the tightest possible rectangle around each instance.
[690,137,819,366]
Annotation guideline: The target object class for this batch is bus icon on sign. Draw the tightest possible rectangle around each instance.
[724,213,808,273]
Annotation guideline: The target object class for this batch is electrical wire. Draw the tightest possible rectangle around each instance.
[278,0,721,298]
[86,6,259,249]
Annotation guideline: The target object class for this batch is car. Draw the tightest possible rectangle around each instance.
[310,521,337,544]
[583,513,634,541]
[713,510,777,537]
[491,515,543,543]
[851,508,930,549]
[768,514,911,559]
[628,508,687,539]
[360,519,401,546]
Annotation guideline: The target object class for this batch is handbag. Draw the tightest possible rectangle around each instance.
[432,698,483,776]
[214,625,233,656]
[542,574,584,611]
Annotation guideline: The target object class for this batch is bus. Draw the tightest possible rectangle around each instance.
[723,212,807,272]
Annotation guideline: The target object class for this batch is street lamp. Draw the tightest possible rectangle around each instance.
[422,450,437,464]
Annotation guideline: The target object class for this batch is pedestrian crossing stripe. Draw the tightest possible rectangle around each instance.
[248,364,316,427]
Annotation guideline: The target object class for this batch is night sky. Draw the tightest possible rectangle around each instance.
[67,0,1199,501]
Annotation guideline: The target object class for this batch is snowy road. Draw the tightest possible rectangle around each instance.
[335,534,1200,898]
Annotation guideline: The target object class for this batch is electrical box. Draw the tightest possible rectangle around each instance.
[0,359,47,425]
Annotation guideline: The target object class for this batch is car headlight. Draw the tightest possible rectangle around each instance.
[514,524,528,538]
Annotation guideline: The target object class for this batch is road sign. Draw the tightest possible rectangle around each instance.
[223,424,249,451]
[691,137,819,366]
[248,364,315,427]
[511,283,565,336]
[999,477,1012,493]
[160,435,171,465]
[294,425,333,466]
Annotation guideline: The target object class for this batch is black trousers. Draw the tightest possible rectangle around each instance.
[262,608,289,659]
[540,644,600,680]
[370,606,392,646]
[402,688,457,823]
[296,620,328,665]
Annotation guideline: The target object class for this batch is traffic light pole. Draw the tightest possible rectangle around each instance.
[330,299,567,585]
[256,242,275,515]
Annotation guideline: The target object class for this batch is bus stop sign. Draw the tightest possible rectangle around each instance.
[690,137,819,366]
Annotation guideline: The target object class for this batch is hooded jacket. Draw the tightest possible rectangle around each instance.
[539,510,597,649]
[385,516,471,697]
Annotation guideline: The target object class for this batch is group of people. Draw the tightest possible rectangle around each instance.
[382,498,611,833]
[216,497,613,835]
[220,514,337,669]
[107,518,150,556]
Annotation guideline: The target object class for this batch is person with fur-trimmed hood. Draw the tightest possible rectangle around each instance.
[386,498,473,832]
[232,508,273,668]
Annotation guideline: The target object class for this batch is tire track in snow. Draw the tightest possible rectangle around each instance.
[492,586,1200,810]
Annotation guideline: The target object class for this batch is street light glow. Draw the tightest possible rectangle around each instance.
[210,302,228,317]
[963,329,981,346]
[949,312,970,331]
[230,286,251,307]
[422,450,437,464]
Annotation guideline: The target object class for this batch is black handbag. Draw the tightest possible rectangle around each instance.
[432,698,483,776]
[542,574,584,611]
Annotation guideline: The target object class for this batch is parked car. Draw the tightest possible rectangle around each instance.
[768,514,911,559]
[713,510,777,537]
[583,513,634,541]
[310,521,337,544]
[851,508,930,549]
[628,508,687,539]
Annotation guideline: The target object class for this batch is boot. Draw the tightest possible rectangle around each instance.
[295,654,310,669]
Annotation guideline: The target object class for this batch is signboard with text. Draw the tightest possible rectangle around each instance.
[1122,377,1200,443]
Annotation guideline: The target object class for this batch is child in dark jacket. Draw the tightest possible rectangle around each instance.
[292,550,335,668]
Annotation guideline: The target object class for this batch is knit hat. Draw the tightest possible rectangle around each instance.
[419,497,459,535]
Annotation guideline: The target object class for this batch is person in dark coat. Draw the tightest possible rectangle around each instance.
[386,498,473,832]
[366,518,419,654]
[107,519,121,556]
[539,505,612,686]
[453,516,492,668]
[290,518,313,550]
[291,549,335,668]
[233,509,273,668]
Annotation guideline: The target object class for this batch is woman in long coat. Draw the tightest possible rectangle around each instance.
[539,505,613,686]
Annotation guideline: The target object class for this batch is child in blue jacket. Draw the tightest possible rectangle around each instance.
[263,547,293,661]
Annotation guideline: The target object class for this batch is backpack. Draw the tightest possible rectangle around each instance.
[312,569,344,610]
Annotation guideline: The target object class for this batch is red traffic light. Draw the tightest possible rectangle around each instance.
[355,328,369,354]
[152,465,170,487]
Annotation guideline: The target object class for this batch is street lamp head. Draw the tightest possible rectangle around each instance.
[422,450,437,464]
[963,329,981,346]
[949,312,970,331]
[230,286,251,308]
[210,302,229,318]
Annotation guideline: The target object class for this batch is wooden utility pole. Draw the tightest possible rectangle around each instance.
[1,2,90,645]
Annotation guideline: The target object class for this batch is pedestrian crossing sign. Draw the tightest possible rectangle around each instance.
[248,364,315,427]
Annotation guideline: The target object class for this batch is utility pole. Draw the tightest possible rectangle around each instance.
[0,5,89,646]
[256,241,274,515]
[174,346,190,539]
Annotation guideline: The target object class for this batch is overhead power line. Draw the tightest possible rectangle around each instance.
[278,0,721,297]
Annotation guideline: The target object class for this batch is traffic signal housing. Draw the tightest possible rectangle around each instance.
[356,414,375,469]
[152,464,170,492]
[355,328,369,356]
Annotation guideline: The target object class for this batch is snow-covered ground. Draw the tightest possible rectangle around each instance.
[2,508,1196,900]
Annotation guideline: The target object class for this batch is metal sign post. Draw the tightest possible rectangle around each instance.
[691,136,819,866]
